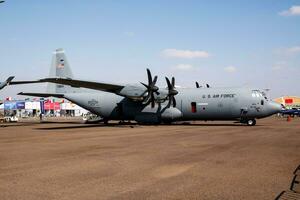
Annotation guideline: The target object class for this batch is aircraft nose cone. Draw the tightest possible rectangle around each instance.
[268,101,282,114]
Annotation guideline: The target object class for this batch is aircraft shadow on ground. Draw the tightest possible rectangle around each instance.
[40,121,85,124]
[0,121,82,129]
[34,123,134,130]
[0,122,40,128]
[170,123,252,127]
[34,122,252,130]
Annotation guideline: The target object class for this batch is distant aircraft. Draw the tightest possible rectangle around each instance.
[280,108,300,117]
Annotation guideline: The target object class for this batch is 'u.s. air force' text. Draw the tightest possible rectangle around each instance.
[202,94,236,98]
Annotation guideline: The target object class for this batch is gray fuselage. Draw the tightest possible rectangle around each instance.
[63,87,281,123]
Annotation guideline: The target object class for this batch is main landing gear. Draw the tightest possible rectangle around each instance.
[240,118,256,126]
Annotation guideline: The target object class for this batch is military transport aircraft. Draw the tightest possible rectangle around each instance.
[2,67,282,126]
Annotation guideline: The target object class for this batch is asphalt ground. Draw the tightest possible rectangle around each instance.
[0,117,299,200]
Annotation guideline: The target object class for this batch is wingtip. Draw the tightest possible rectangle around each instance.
[7,76,15,82]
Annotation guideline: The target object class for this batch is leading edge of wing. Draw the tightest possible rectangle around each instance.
[11,78,125,94]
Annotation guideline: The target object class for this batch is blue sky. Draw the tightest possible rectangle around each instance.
[0,0,300,99]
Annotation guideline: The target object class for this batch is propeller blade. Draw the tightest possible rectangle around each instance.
[143,92,151,103]
[141,69,159,107]
[146,68,152,85]
[165,77,171,89]
[152,76,158,85]
[141,82,150,89]
[172,77,175,87]
[151,93,155,108]
[196,82,200,88]
[165,76,178,108]
[172,96,176,107]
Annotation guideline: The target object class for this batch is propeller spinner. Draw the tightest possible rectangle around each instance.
[165,77,178,107]
[141,69,159,108]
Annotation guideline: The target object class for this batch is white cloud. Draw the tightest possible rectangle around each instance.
[276,46,300,56]
[286,46,300,54]
[173,64,195,71]
[224,66,237,73]
[124,31,135,37]
[162,49,210,59]
[279,5,300,16]
[272,61,287,71]
[272,65,283,71]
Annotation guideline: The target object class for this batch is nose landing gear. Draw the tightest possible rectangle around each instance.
[246,119,256,126]
[240,118,256,126]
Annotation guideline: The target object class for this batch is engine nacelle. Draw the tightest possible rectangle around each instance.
[161,107,182,121]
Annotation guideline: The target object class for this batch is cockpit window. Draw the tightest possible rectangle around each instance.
[251,90,268,101]
[252,90,265,99]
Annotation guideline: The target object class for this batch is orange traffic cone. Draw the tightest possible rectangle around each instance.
[287,116,292,122]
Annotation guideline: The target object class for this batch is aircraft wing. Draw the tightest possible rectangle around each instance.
[11,77,148,100]
[11,78,125,94]
[18,92,65,98]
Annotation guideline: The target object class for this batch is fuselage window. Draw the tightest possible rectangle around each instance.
[261,100,264,105]
[191,102,197,113]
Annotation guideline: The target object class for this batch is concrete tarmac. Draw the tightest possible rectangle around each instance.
[0,117,299,200]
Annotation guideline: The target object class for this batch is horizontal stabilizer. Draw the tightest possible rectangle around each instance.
[18,92,65,98]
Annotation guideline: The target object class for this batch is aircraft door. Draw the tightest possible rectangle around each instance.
[191,102,197,113]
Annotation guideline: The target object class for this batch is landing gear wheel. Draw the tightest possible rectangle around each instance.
[103,119,109,125]
[246,119,256,126]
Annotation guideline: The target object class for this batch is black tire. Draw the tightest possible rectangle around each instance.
[246,119,256,126]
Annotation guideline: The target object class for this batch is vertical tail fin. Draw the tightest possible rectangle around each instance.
[47,48,77,93]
